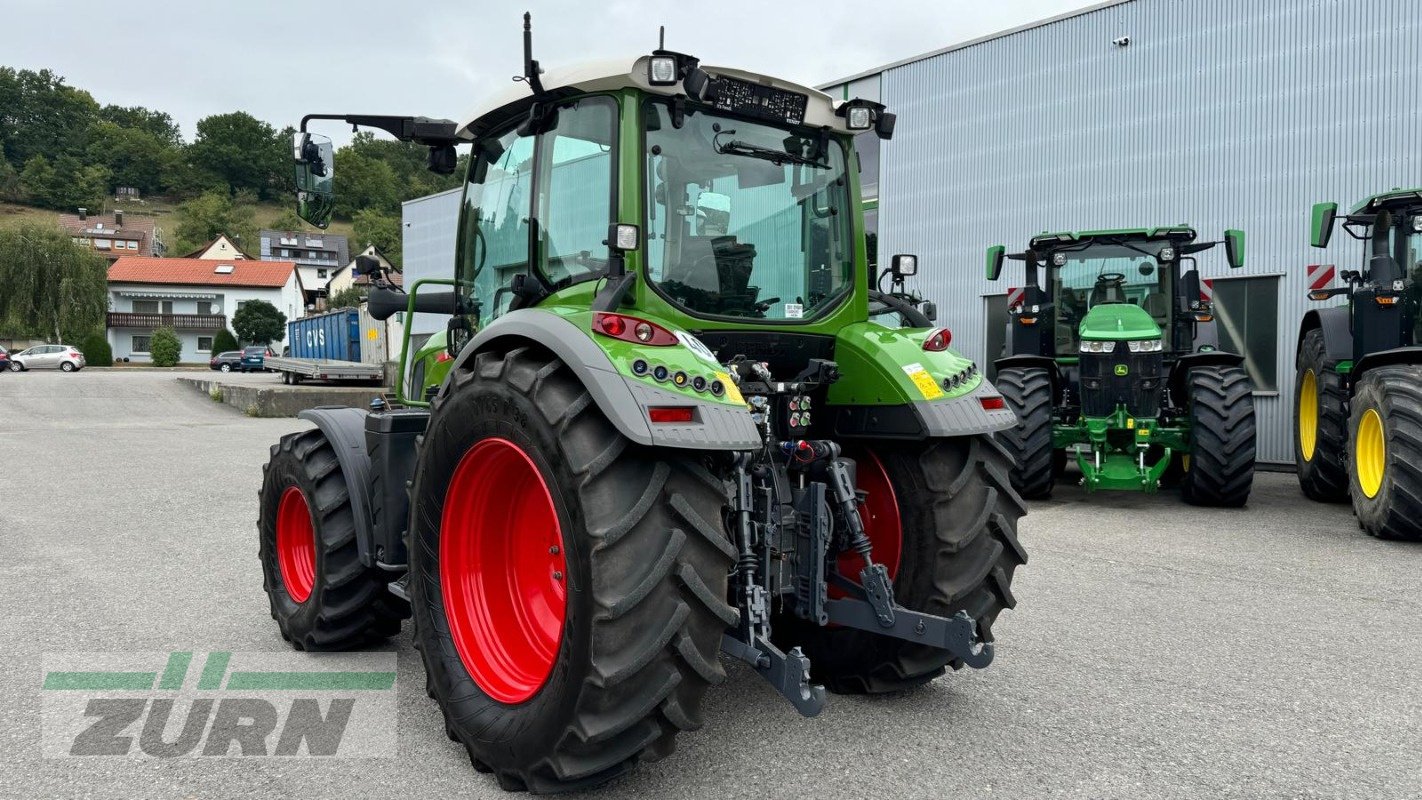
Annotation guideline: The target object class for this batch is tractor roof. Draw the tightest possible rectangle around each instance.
[1028,226,1197,251]
[458,55,851,140]
[1349,187,1422,214]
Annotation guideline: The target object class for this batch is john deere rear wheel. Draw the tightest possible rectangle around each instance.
[1181,365,1256,507]
[995,366,1055,498]
[777,436,1027,694]
[1295,329,1349,502]
[1348,366,1422,540]
[408,345,735,792]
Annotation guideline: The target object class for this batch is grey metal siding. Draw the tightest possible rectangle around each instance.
[873,0,1422,463]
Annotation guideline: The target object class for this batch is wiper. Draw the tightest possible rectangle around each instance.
[713,132,827,169]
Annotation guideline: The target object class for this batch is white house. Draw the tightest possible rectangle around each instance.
[107,256,303,362]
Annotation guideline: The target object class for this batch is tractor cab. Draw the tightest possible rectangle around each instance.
[985,227,1255,503]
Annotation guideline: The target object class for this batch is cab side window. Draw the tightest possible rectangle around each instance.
[536,96,617,286]
[461,128,535,321]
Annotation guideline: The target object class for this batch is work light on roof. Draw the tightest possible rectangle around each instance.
[845,105,872,130]
[648,55,678,85]
[1159,247,1175,261]
[1413,215,1422,233]
[1051,252,1067,266]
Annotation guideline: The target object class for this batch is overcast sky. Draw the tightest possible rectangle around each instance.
[1,0,1088,145]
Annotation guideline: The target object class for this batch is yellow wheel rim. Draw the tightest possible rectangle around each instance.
[1356,408,1386,499]
[1299,370,1318,461]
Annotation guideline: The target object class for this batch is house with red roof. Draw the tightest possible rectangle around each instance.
[106,255,304,362]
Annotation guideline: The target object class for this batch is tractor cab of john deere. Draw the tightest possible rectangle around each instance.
[985,227,1256,505]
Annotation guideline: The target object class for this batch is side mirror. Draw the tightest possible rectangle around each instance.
[353,254,382,277]
[1310,202,1337,249]
[1224,229,1245,269]
[921,301,938,323]
[293,132,335,229]
[890,254,918,279]
[985,245,1005,281]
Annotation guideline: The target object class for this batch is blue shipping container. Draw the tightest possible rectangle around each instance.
[288,309,361,361]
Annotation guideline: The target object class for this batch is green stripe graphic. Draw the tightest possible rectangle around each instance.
[225,671,397,691]
[197,651,230,690]
[44,672,155,690]
[158,651,192,690]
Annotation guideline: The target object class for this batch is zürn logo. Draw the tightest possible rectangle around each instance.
[41,651,396,758]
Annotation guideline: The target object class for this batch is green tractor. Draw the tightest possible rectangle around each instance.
[986,227,1256,505]
[1296,188,1422,539]
[256,17,1026,792]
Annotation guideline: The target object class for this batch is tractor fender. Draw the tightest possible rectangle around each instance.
[1167,351,1246,407]
[295,407,377,567]
[993,354,1062,398]
[1296,307,1352,365]
[1353,346,1422,381]
[457,309,762,451]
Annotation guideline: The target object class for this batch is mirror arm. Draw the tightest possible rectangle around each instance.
[299,114,462,146]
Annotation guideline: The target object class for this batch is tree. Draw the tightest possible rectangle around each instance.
[328,286,366,309]
[18,153,109,211]
[172,191,258,254]
[0,224,109,342]
[98,104,182,147]
[333,149,400,219]
[86,120,174,196]
[232,299,287,345]
[149,327,182,366]
[0,68,100,170]
[186,112,286,200]
[211,328,240,355]
[352,209,402,266]
[271,209,308,232]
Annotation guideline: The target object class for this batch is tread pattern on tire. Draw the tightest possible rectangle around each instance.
[1181,365,1256,507]
[781,435,1027,695]
[258,428,406,650]
[1295,328,1349,502]
[410,345,735,793]
[1349,365,1422,541]
[995,367,1056,499]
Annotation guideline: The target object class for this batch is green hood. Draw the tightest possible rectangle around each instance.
[1079,303,1161,341]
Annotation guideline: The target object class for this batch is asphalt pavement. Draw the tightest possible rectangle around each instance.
[1,369,1418,799]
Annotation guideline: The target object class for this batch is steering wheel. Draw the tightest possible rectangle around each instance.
[1096,272,1126,286]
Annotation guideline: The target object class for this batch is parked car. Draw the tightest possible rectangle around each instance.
[240,345,275,372]
[10,344,86,372]
[0,346,9,372]
[209,351,244,373]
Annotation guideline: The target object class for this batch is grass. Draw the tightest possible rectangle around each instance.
[0,200,357,243]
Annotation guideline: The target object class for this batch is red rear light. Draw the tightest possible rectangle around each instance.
[647,406,695,423]
[593,312,677,346]
[435,352,453,363]
[922,328,952,351]
[980,396,1006,411]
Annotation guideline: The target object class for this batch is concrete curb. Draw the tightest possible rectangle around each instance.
[177,376,387,417]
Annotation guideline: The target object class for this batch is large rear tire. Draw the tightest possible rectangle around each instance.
[409,345,736,792]
[778,436,1027,694]
[257,428,408,649]
[1295,328,1349,502]
[995,367,1056,499]
[1181,365,1256,507]
[1348,366,1422,540]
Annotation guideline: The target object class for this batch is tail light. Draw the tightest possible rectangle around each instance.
[593,312,678,346]
[980,396,1006,411]
[647,406,695,423]
[922,328,952,351]
[435,352,453,363]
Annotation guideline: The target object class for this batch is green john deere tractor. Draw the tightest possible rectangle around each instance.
[986,227,1256,505]
[255,16,1026,792]
[1296,188,1422,539]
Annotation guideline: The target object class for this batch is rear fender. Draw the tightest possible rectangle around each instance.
[294,407,376,567]
[1353,346,1422,382]
[1296,306,1352,366]
[454,309,761,450]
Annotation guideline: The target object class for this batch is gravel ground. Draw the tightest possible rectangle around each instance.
[1,369,1418,799]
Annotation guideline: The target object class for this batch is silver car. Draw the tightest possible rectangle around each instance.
[10,344,86,372]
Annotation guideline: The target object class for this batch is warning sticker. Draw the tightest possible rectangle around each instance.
[902,362,944,400]
[783,303,804,319]
[715,372,746,405]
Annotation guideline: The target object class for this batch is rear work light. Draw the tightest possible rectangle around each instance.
[922,328,952,351]
[980,396,1006,411]
[593,312,678,345]
[647,406,695,424]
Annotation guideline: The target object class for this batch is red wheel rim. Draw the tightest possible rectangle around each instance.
[834,451,902,596]
[441,437,567,704]
[276,485,317,604]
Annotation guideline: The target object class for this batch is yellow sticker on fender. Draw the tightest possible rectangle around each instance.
[715,372,746,405]
[902,363,944,400]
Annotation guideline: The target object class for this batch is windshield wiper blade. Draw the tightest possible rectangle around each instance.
[715,137,827,169]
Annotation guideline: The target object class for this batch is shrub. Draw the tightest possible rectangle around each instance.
[149,327,182,367]
[211,328,239,354]
[77,331,113,365]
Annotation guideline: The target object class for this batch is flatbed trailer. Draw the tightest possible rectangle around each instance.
[265,356,384,385]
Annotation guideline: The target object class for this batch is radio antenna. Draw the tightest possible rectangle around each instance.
[519,12,545,95]
[659,26,665,50]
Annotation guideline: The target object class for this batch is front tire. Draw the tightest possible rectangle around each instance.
[779,436,1027,694]
[995,367,1056,498]
[1348,366,1422,540]
[409,345,736,792]
[1295,328,1349,501]
[10,362,22,372]
[257,428,407,649]
[1181,365,1256,507]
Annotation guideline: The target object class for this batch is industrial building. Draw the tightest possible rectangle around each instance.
[403,0,1422,463]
